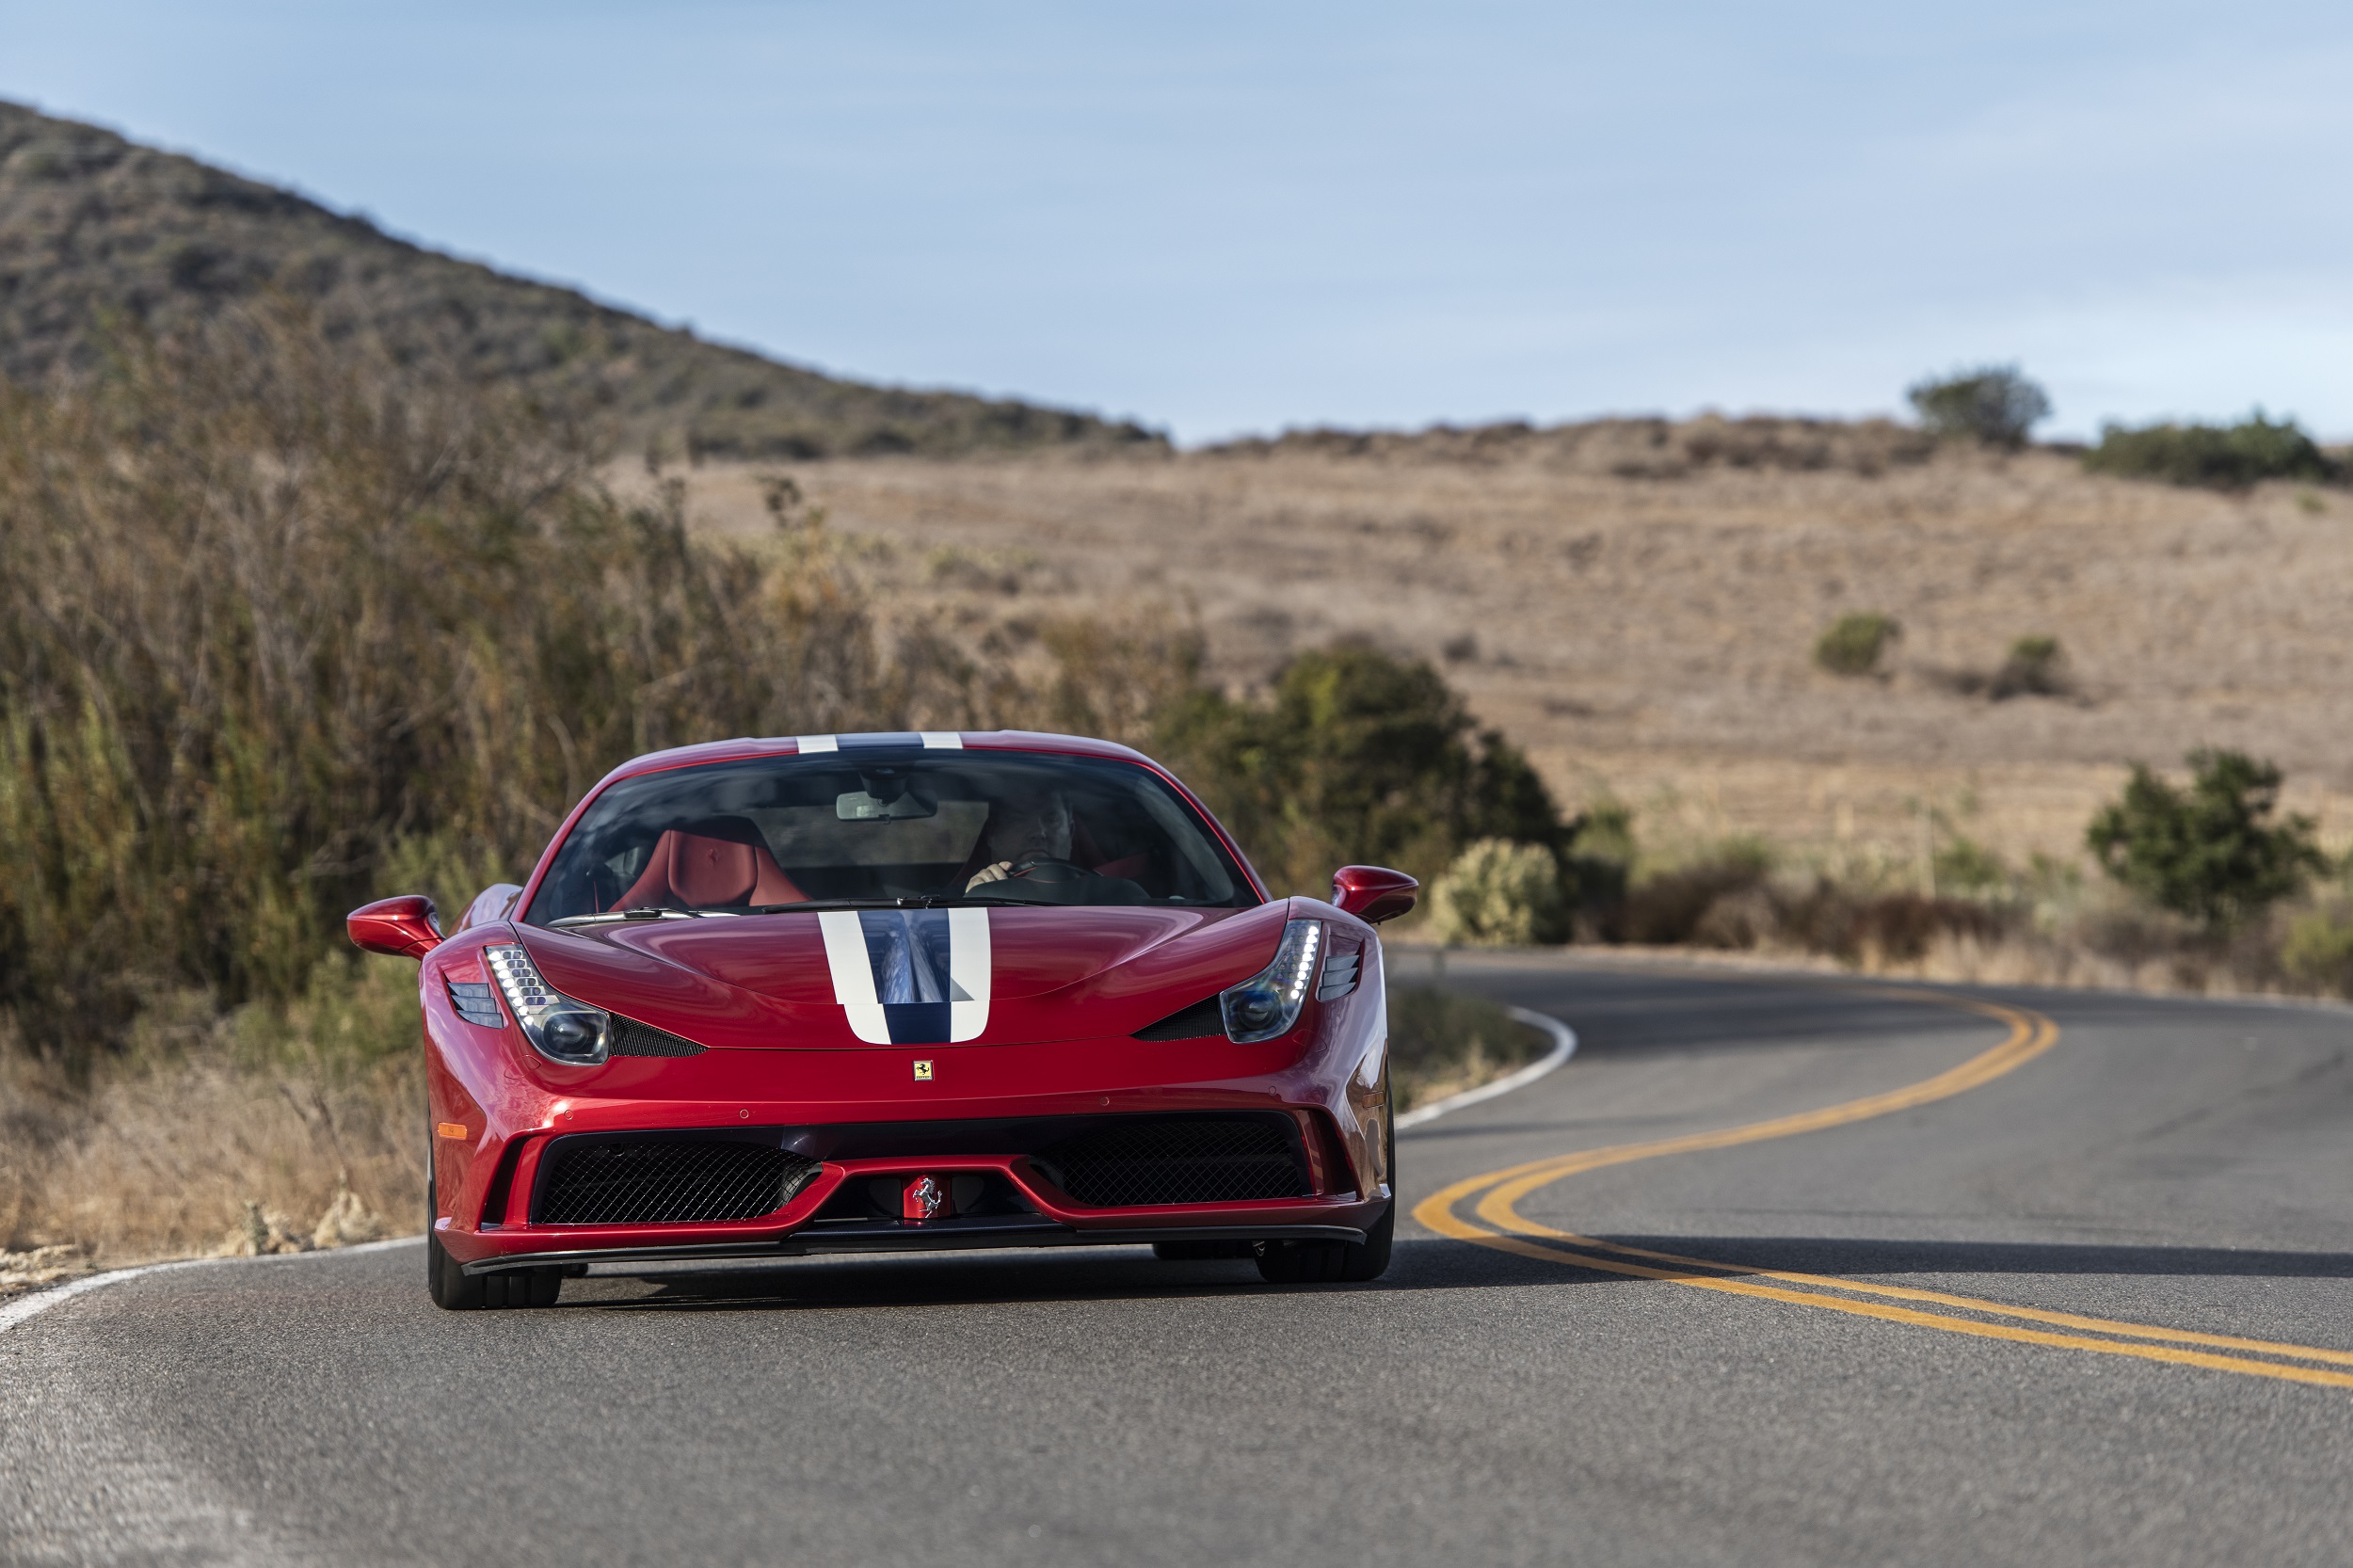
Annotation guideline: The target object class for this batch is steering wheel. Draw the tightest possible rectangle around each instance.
[1009,856,1091,885]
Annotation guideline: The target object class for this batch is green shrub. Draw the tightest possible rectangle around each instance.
[1932,834,2008,893]
[1990,634,2068,698]
[1429,839,1565,946]
[2281,905,2353,996]
[1815,613,1901,677]
[2083,413,2333,489]
[1906,365,2050,448]
[2086,749,2326,932]
[1155,641,1572,893]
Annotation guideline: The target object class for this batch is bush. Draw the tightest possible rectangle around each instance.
[1156,641,1573,894]
[1429,839,1565,946]
[2086,749,2326,932]
[1907,365,2050,449]
[1815,613,1901,677]
[2281,905,2353,996]
[2083,413,2334,489]
[1990,634,2068,699]
[0,307,1180,1062]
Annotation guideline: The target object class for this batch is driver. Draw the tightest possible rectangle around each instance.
[965,789,1077,892]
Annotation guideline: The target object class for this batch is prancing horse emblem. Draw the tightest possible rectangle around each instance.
[913,1059,935,1081]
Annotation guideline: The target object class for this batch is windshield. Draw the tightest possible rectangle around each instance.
[523,748,1255,925]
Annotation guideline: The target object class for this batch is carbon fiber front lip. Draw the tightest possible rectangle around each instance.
[459,1223,1369,1274]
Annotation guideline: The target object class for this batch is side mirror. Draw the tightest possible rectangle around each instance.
[1331,865,1418,924]
[347,895,443,959]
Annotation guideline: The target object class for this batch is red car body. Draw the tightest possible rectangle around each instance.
[350,730,1415,1305]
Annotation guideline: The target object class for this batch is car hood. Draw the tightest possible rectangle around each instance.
[517,902,1294,1049]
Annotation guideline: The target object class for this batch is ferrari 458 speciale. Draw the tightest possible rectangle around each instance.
[348,729,1417,1309]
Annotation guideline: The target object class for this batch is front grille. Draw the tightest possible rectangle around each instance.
[608,1016,705,1057]
[536,1137,820,1224]
[1037,1116,1307,1208]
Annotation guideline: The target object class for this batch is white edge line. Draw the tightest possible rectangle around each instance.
[0,1234,421,1336]
[1395,1005,1577,1129]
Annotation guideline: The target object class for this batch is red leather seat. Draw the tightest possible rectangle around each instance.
[611,819,806,912]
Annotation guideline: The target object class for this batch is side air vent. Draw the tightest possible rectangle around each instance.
[1132,995,1225,1041]
[607,1016,706,1057]
[1035,1116,1308,1208]
[1317,948,1362,1002]
[446,980,504,1029]
[535,1137,821,1224]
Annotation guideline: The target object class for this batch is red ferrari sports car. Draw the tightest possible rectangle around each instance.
[348,729,1417,1309]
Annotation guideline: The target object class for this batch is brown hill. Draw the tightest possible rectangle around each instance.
[0,100,1160,459]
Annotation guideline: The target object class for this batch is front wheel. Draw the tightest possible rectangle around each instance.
[1253,1201,1393,1285]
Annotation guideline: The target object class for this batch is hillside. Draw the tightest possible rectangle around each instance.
[648,430,2353,872]
[0,100,1159,458]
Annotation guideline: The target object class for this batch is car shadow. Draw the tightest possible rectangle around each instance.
[568,1229,2353,1315]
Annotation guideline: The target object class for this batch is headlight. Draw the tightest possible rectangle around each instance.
[484,944,612,1064]
[1219,919,1323,1044]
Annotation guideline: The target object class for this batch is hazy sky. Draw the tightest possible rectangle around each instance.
[5,1,2347,441]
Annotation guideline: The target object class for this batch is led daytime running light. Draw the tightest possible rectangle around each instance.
[483,943,611,1064]
[484,945,557,1028]
[1219,919,1324,1044]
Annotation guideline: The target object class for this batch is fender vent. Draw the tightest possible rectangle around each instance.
[608,1017,706,1057]
[536,1137,820,1224]
[1317,948,1362,1001]
[1036,1116,1307,1208]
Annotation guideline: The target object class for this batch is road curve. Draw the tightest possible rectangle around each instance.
[7,955,2353,1567]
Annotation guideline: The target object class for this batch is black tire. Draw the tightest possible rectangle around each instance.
[426,1224,488,1310]
[1337,1197,1394,1282]
[1152,1240,1256,1261]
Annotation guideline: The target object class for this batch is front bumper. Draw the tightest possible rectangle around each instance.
[441,1109,1389,1274]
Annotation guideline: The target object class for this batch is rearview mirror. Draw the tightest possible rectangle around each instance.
[347,894,443,959]
[836,787,937,821]
[1331,865,1418,924]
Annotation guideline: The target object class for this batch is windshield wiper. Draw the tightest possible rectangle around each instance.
[548,907,737,929]
[749,895,966,914]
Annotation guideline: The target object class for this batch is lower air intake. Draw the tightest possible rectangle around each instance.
[536,1137,821,1225]
[1038,1116,1308,1208]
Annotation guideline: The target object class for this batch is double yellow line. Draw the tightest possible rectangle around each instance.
[1414,986,2353,1391]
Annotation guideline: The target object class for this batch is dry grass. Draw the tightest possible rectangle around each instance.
[0,966,424,1284]
[644,432,2353,874]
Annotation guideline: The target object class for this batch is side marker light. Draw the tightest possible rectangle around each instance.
[435,1122,469,1141]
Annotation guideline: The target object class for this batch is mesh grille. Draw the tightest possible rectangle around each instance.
[536,1139,819,1224]
[608,1017,706,1057]
[1040,1117,1306,1208]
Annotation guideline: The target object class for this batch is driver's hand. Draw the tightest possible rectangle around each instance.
[966,860,1013,891]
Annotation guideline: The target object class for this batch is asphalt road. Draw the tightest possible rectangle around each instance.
[8,954,2353,1567]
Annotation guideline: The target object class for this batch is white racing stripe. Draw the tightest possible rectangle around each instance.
[817,910,891,1044]
[1395,1005,1577,1129]
[948,906,990,1041]
[919,731,964,749]
[794,734,840,753]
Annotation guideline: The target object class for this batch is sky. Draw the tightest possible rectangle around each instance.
[4,1,2347,442]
